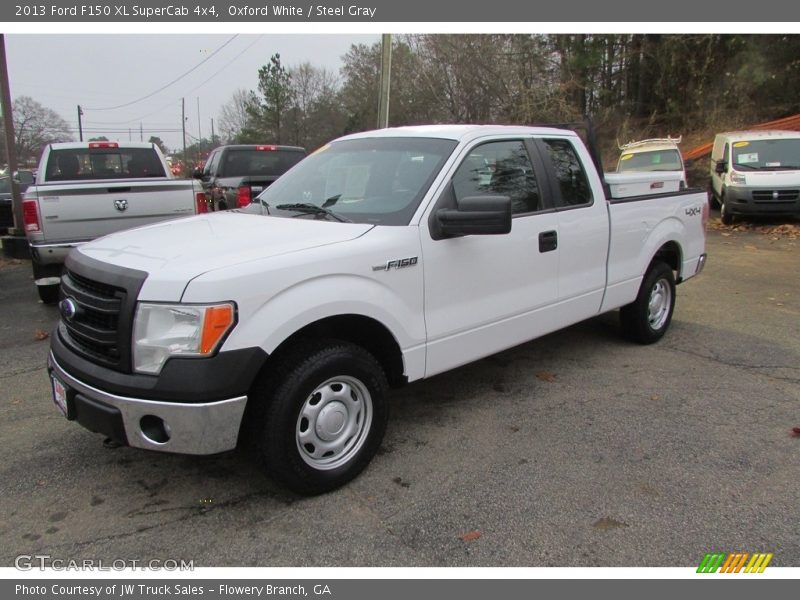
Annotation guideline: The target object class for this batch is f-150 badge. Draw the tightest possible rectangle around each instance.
[372,257,418,271]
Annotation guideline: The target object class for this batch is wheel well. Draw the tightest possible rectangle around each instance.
[653,241,683,281]
[265,314,406,388]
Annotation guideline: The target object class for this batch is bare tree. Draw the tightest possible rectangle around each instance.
[217,88,255,143]
[0,96,73,166]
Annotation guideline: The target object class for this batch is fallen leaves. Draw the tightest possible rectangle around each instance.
[708,219,800,240]
[535,371,557,382]
[592,517,629,531]
[34,329,49,341]
[791,427,800,438]
[460,530,482,542]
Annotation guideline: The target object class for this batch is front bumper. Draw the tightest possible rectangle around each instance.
[725,186,800,216]
[49,352,248,455]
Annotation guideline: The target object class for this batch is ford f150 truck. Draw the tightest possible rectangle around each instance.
[47,125,707,494]
[23,141,207,303]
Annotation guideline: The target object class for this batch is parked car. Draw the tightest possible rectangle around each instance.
[0,169,35,232]
[48,124,707,494]
[22,141,207,303]
[616,137,687,187]
[194,144,306,210]
[709,130,800,224]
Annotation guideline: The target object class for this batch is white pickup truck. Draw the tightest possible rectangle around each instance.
[47,125,707,494]
[22,141,207,303]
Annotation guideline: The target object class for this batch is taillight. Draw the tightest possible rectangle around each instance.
[255,145,277,151]
[22,198,41,233]
[89,142,119,149]
[237,186,251,208]
[195,192,208,214]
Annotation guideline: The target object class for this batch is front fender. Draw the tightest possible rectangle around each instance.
[221,273,427,381]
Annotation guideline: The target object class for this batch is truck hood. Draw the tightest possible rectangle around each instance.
[76,212,374,300]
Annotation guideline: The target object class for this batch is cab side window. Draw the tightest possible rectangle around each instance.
[452,140,542,215]
[541,139,592,207]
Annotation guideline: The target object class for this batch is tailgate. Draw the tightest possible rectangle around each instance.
[33,180,197,243]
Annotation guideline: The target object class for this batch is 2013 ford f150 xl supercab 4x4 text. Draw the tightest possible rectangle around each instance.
[47,125,708,494]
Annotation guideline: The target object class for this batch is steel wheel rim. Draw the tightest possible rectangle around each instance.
[296,375,373,470]
[647,278,672,331]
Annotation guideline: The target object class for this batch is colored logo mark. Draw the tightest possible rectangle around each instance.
[697,552,773,573]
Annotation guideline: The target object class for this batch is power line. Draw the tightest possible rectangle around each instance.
[80,35,264,126]
[83,35,239,111]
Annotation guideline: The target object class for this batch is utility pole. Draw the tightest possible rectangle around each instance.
[196,97,202,162]
[0,33,25,254]
[139,122,143,142]
[377,33,392,129]
[210,118,215,146]
[181,97,186,164]
[77,105,84,141]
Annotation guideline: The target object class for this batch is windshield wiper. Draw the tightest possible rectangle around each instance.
[275,202,351,222]
[761,165,800,170]
[733,163,758,170]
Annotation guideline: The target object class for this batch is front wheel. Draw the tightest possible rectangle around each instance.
[620,261,676,344]
[720,195,734,225]
[251,340,389,495]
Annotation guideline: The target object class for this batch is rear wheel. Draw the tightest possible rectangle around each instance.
[620,261,676,344]
[250,340,389,495]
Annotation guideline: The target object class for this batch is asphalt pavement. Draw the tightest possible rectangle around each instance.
[0,225,798,567]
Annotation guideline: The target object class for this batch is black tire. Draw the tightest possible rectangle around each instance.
[708,186,720,209]
[620,261,676,345]
[32,262,62,304]
[250,340,389,495]
[720,194,734,225]
[37,284,60,305]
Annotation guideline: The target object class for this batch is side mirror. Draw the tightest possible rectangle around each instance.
[714,161,727,175]
[192,167,205,179]
[436,196,512,237]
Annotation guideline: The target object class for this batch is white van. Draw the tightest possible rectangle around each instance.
[616,137,687,187]
[710,130,800,224]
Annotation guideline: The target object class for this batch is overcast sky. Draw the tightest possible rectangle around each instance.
[5,34,379,152]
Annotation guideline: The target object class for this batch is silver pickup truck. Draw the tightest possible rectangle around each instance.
[22,141,206,303]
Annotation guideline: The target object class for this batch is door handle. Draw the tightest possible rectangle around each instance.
[539,230,558,253]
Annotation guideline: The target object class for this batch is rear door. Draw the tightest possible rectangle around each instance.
[533,136,610,314]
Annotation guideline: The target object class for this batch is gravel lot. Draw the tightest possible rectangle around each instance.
[1,223,798,567]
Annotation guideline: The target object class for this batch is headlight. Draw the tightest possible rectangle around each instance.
[133,302,236,375]
[729,171,747,185]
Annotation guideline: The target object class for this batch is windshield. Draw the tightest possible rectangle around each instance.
[254,137,458,225]
[617,149,683,172]
[732,138,800,170]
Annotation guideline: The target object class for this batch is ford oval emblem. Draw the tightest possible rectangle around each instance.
[60,298,78,321]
